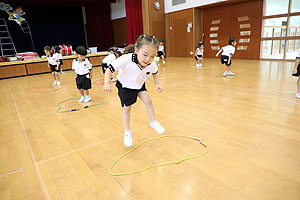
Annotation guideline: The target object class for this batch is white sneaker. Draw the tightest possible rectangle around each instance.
[227,71,235,76]
[296,93,300,99]
[56,81,61,86]
[150,121,165,134]
[223,72,227,77]
[52,81,57,86]
[78,96,85,103]
[124,130,132,147]
[163,60,165,64]
[84,96,91,103]
[199,63,202,67]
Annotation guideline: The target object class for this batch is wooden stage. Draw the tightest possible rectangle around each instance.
[0,52,108,79]
[0,57,299,199]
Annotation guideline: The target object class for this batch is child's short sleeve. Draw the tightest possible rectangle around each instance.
[52,53,58,62]
[57,53,63,59]
[87,59,92,70]
[110,54,127,72]
[72,59,75,70]
[296,48,300,59]
[152,62,159,74]
[230,47,235,55]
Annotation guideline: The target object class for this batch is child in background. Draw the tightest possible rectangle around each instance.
[102,51,122,81]
[195,42,204,67]
[44,46,61,86]
[72,46,93,103]
[108,47,115,54]
[216,38,237,77]
[103,35,165,147]
[55,46,64,75]
[292,48,300,98]
[154,55,160,66]
[102,51,122,73]
[157,39,165,64]
[123,44,135,54]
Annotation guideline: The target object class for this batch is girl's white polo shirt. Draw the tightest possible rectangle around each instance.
[158,45,164,52]
[221,45,235,56]
[46,54,58,65]
[196,48,203,56]
[54,52,62,60]
[102,53,116,65]
[110,53,158,89]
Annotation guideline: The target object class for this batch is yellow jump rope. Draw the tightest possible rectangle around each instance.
[109,134,208,176]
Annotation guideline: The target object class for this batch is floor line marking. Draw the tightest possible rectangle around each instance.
[8,82,51,200]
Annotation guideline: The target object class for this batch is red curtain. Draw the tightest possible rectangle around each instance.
[85,2,113,51]
[125,0,143,44]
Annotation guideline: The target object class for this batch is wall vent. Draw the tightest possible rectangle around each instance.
[172,0,186,6]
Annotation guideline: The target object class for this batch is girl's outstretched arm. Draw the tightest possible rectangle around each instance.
[153,73,163,93]
[293,58,300,74]
[216,49,222,57]
[103,69,112,92]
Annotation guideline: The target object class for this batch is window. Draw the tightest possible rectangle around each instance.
[288,16,300,36]
[291,0,300,13]
[263,0,289,16]
[261,0,300,60]
[286,40,300,59]
[261,40,284,59]
[262,17,287,37]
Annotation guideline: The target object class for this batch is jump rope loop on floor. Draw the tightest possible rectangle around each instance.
[56,98,103,113]
[109,134,208,176]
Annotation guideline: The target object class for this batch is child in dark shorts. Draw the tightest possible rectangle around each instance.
[72,46,93,103]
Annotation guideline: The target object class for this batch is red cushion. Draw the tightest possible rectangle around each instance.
[17,52,38,56]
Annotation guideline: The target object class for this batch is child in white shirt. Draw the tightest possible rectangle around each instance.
[216,38,237,77]
[195,42,204,67]
[44,46,61,86]
[103,35,165,147]
[72,46,93,103]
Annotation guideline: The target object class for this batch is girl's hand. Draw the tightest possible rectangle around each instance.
[156,84,163,93]
[293,68,298,74]
[56,67,59,70]
[103,84,111,92]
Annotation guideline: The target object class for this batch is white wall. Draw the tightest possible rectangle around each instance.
[110,0,227,19]
[110,0,126,20]
[164,0,227,13]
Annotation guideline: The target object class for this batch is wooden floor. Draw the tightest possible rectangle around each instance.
[0,58,299,200]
